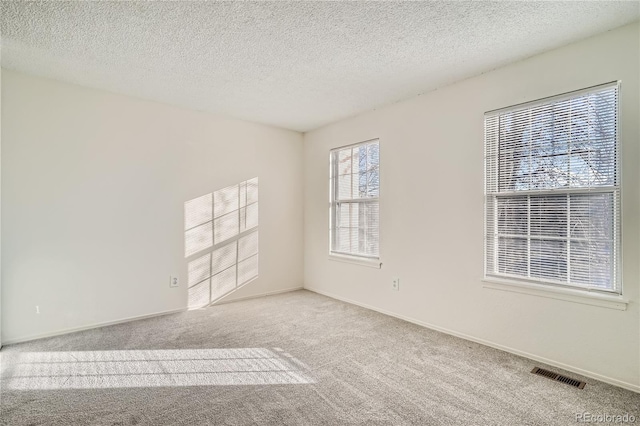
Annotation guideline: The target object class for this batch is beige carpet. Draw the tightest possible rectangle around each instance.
[1,290,638,425]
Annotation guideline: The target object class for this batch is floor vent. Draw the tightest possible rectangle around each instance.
[531,367,586,389]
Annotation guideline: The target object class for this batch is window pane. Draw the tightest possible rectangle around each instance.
[497,196,528,235]
[530,195,567,237]
[337,203,356,228]
[363,202,379,256]
[570,240,612,289]
[498,148,529,191]
[367,143,380,172]
[498,109,531,192]
[337,173,353,200]
[530,239,567,281]
[497,237,528,276]
[356,145,367,172]
[365,144,380,197]
[358,170,368,197]
[334,201,379,257]
[336,227,358,253]
[365,169,380,197]
[338,148,354,175]
[570,193,613,240]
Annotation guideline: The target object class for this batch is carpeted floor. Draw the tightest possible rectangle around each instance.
[0,289,638,425]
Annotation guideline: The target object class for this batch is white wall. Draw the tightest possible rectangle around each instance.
[1,70,304,343]
[304,23,640,390]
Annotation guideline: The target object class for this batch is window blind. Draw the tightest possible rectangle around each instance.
[485,82,620,293]
[330,139,380,259]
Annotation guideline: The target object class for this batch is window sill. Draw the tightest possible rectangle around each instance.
[482,278,628,311]
[328,253,382,269]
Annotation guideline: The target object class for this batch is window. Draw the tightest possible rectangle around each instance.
[330,139,380,260]
[485,83,620,294]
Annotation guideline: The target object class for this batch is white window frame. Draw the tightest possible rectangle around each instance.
[329,139,381,268]
[483,82,622,300]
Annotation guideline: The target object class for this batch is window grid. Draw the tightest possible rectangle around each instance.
[330,139,380,259]
[485,83,620,294]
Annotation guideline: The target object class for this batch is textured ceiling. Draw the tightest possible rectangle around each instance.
[1,2,639,132]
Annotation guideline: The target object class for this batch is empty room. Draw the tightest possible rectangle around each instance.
[1,1,639,425]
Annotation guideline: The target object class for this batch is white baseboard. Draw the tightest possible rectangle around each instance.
[1,287,304,347]
[304,286,640,394]
[213,286,304,306]
[1,307,187,347]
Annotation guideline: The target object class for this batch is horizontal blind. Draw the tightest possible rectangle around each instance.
[330,139,380,258]
[485,83,620,293]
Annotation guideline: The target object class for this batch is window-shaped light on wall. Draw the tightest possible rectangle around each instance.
[184,193,213,258]
[184,178,259,309]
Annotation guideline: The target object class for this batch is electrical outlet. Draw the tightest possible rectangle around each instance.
[35,305,40,314]
[170,276,179,288]
[392,278,400,291]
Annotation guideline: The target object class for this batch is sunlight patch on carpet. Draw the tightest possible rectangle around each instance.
[4,347,313,390]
